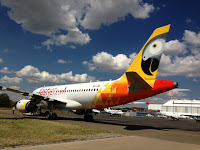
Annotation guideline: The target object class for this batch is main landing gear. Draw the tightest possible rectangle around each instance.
[84,110,93,121]
[45,102,57,120]
[45,111,57,120]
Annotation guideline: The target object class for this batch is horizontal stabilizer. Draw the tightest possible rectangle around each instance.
[126,72,152,93]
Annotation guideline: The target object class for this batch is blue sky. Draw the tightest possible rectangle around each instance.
[0,0,199,103]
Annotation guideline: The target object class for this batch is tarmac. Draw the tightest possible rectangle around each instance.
[4,136,200,150]
[1,110,200,150]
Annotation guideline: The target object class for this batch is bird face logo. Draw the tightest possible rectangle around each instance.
[141,34,167,76]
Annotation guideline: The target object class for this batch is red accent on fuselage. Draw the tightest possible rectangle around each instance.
[94,79,175,109]
[153,80,175,94]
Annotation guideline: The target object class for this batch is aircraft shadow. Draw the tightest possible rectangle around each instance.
[2,114,200,132]
[53,116,200,132]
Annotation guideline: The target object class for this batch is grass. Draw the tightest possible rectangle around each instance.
[0,107,12,110]
[0,114,121,148]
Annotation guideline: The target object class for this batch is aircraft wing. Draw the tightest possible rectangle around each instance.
[0,86,44,103]
[126,72,152,93]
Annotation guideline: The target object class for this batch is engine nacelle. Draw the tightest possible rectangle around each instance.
[16,99,37,113]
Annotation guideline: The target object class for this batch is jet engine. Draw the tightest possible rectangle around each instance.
[16,99,37,113]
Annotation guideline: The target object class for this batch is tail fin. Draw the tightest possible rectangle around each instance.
[126,25,170,80]
[146,100,150,105]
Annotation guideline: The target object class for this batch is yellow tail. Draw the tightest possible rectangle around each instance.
[126,25,170,80]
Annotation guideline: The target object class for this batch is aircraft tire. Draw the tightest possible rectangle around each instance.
[84,114,93,122]
[45,111,52,120]
[52,113,57,120]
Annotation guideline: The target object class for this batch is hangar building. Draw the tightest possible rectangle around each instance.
[148,99,200,116]
[162,100,200,116]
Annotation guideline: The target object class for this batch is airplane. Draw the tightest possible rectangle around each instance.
[0,24,178,121]
[128,100,150,105]
[104,108,125,116]
[161,112,190,120]
[92,109,101,115]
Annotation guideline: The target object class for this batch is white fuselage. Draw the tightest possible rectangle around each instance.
[33,81,112,109]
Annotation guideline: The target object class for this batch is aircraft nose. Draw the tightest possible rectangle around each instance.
[15,101,19,109]
[174,82,178,88]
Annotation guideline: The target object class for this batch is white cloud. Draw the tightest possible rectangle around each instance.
[70,45,76,49]
[83,49,200,78]
[164,40,187,55]
[165,90,187,98]
[158,29,200,78]
[159,54,200,77]
[151,97,164,101]
[192,79,199,82]
[0,58,3,63]
[190,47,200,55]
[186,18,192,23]
[83,29,200,78]
[183,30,200,46]
[57,59,72,64]
[1,0,78,36]
[81,0,154,29]
[149,97,167,103]
[0,76,22,84]
[34,45,42,50]
[83,52,137,73]
[150,90,189,103]
[1,0,154,49]
[3,49,8,53]
[42,28,91,50]
[181,30,200,55]
[16,65,95,84]
[57,59,67,64]
[0,67,13,74]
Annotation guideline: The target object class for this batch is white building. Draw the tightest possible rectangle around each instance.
[162,99,200,116]
[148,104,162,111]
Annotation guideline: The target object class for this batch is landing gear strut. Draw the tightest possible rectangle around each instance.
[45,102,57,120]
[84,110,93,121]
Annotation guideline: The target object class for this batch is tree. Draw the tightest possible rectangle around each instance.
[0,93,11,107]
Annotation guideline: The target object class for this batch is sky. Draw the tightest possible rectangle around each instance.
[0,0,199,104]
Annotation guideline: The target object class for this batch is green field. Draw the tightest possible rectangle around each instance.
[0,113,120,147]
